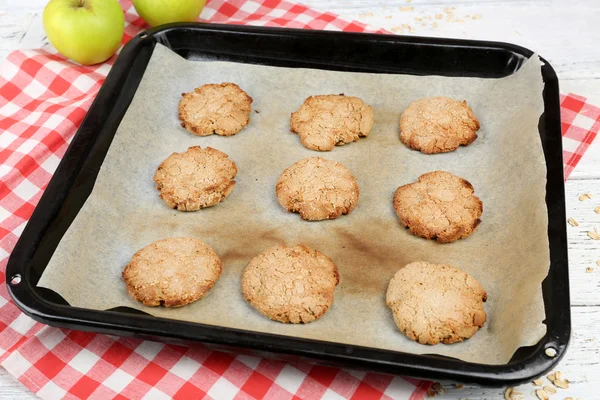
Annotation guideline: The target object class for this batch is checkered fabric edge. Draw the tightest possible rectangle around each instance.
[560,93,600,178]
[0,1,433,399]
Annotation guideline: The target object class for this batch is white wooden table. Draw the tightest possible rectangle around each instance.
[1,1,599,398]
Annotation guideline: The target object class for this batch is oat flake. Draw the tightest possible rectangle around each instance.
[535,389,549,400]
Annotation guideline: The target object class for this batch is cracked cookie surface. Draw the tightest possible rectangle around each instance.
[393,171,482,243]
[123,237,222,307]
[290,94,374,151]
[154,146,237,211]
[179,82,252,136]
[386,261,487,345]
[400,96,480,154]
[276,157,359,221]
[242,244,340,324]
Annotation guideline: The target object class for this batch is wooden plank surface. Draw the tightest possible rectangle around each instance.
[1,0,599,398]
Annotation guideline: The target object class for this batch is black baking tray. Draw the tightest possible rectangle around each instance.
[6,23,569,386]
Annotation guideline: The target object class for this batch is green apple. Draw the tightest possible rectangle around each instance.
[132,0,206,27]
[43,0,124,65]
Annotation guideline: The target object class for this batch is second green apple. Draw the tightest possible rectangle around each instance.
[133,0,206,27]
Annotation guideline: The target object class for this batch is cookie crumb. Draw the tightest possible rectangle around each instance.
[587,267,594,273]
[535,389,549,400]
[567,218,579,227]
[587,228,600,240]
[579,193,593,201]
[427,382,445,397]
[532,378,544,386]
[455,383,464,389]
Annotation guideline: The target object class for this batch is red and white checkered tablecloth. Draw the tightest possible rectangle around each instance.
[0,1,599,399]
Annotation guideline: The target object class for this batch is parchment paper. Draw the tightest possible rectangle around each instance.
[38,44,549,365]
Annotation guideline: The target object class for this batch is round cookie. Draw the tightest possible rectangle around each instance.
[154,146,237,211]
[393,171,482,243]
[276,157,359,221]
[242,244,340,323]
[179,82,252,136]
[386,261,487,345]
[290,94,374,151]
[399,96,480,154]
[123,237,222,307]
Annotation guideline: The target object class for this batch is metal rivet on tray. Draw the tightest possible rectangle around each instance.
[10,274,21,285]
[544,347,557,358]
[139,32,148,39]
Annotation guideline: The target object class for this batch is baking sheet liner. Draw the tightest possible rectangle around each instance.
[38,44,549,365]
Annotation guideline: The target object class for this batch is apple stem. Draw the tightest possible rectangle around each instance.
[79,0,84,6]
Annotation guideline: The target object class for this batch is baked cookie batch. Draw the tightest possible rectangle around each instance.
[122,82,488,346]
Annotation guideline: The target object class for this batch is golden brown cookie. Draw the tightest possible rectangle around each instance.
[123,237,222,307]
[399,96,480,154]
[386,261,487,345]
[179,82,252,136]
[290,94,374,151]
[276,157,359,221]
[242,244,340,323]
[393,171,482,243]
[154,146,237,211]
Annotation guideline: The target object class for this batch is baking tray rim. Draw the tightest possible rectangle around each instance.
[5,22,570,386]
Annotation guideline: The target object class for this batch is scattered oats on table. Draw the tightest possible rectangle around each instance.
[597,259,600,266]
[504,387,524,400]
[532,378,544,386]
[587,267,594,273]
[543,385,557,394]
[399,6,414,11]
[579,193,593,201]
[567,217,579,226]
[535,389,549,400]
[588,227,600,240]
[553,378,569,389]
[595,206,600,213]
